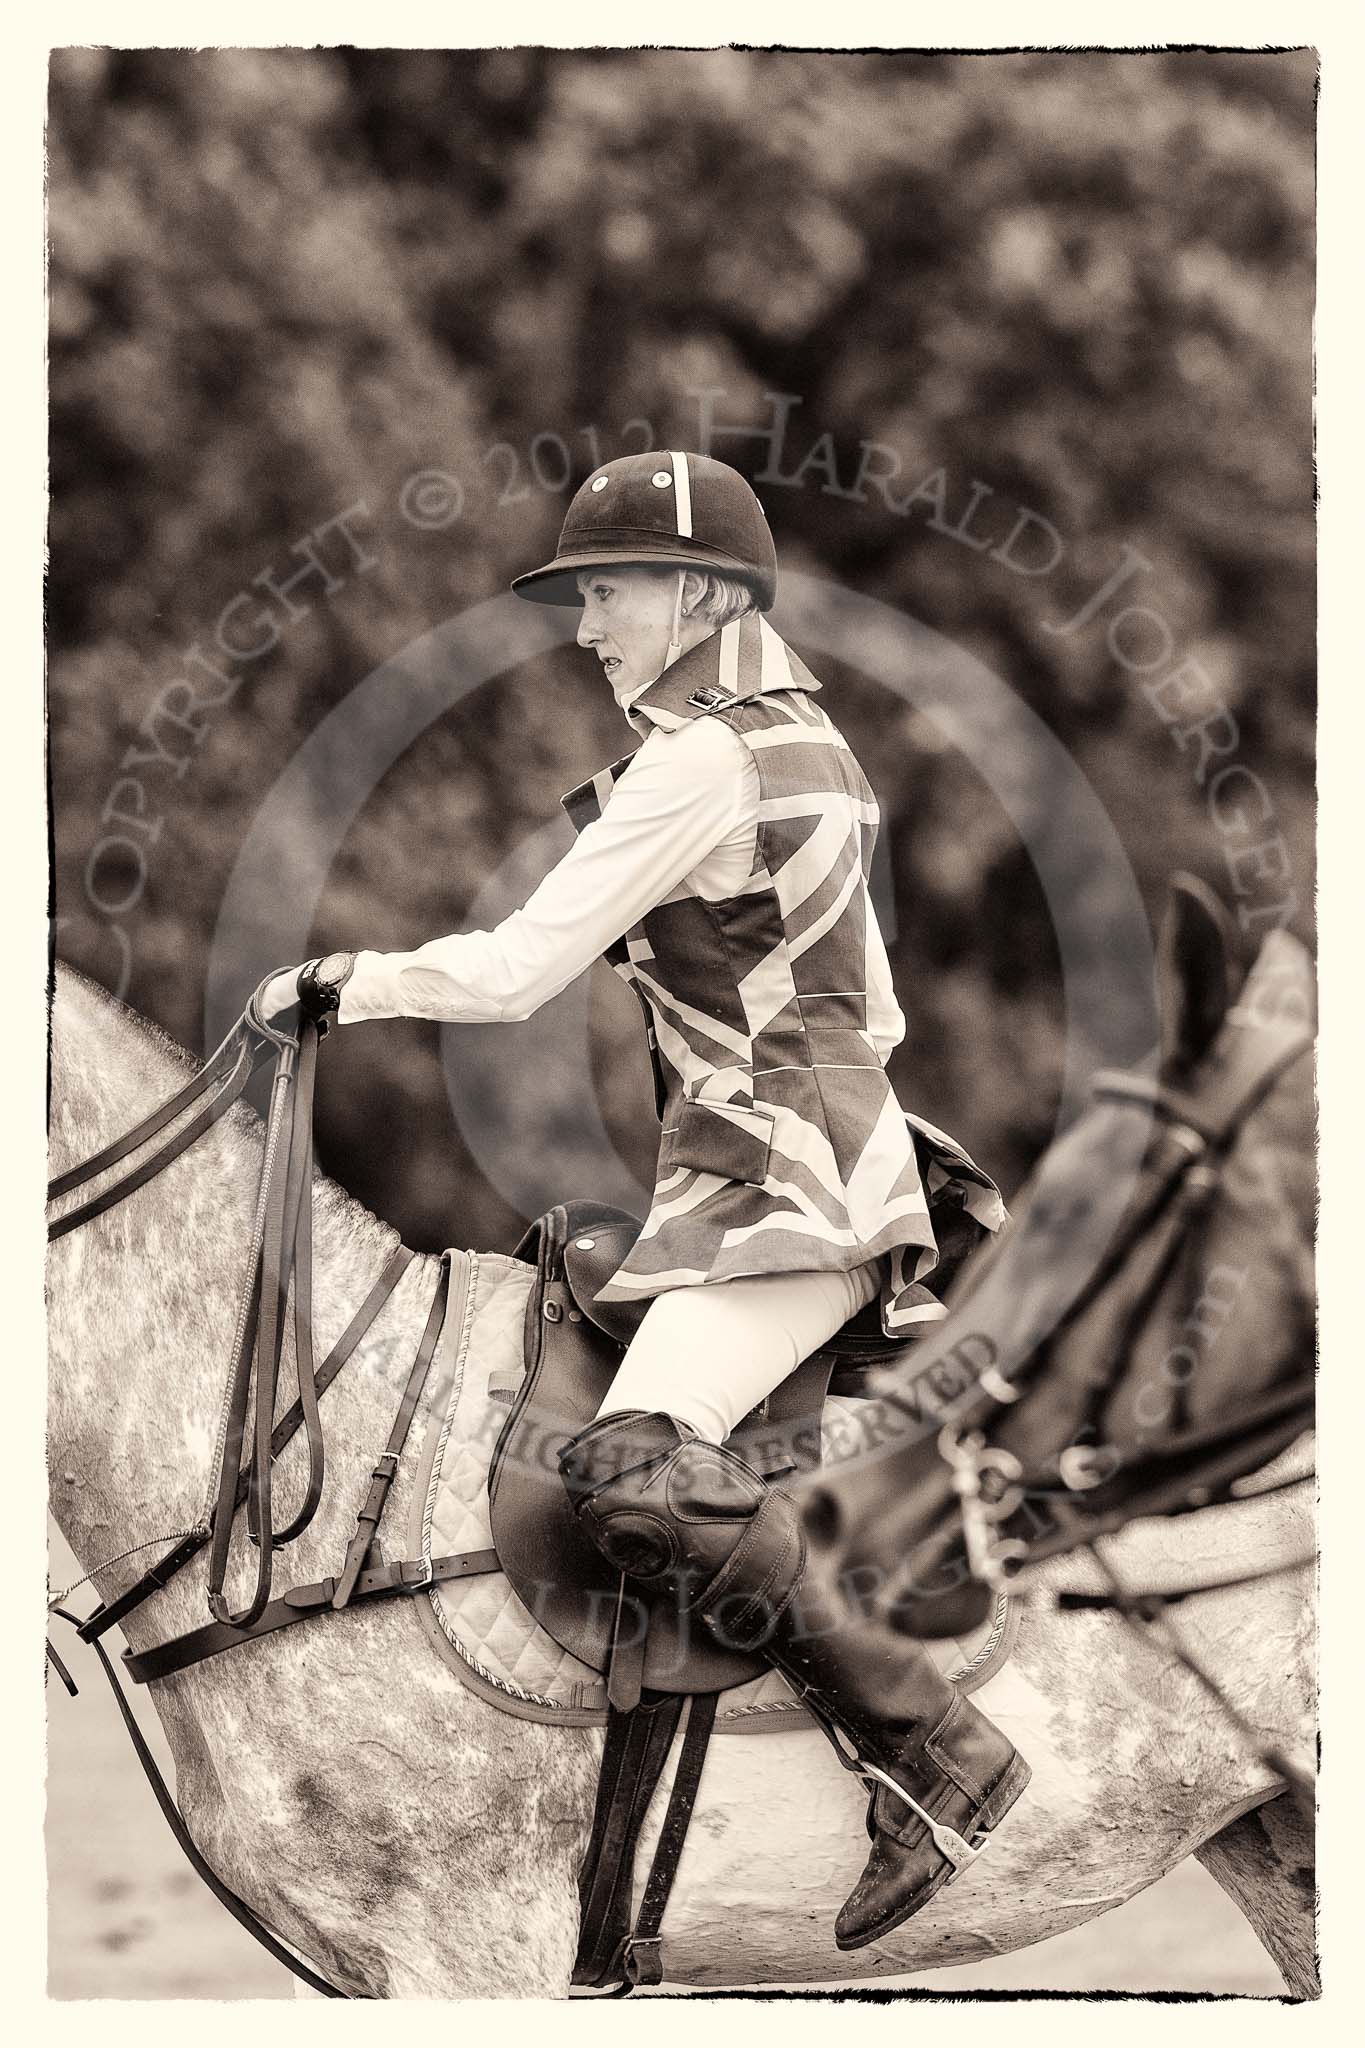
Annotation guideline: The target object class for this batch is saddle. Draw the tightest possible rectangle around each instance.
[488,1200,910,1709]
[483,1198,927,1990]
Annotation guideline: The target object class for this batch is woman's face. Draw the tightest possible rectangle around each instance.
[575,565,681,703]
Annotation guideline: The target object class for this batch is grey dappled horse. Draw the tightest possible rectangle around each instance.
[47,935,1315,1996]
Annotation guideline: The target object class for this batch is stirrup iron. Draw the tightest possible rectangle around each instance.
[856,1761,991,1874]
[807,1696,991,1879]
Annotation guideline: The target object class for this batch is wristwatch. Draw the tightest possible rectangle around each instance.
[296,951,357,1031]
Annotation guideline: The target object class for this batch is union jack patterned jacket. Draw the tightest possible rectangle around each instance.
[560,611,1007,1341]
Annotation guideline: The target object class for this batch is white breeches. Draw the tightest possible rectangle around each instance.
[595,1256,885,1444]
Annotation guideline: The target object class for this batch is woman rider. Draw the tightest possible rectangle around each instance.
[264,450,1029,1951]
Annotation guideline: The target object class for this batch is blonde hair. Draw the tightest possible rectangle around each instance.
[684,571,758,628]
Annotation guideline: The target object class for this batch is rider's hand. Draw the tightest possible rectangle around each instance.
[260,967,303,1022]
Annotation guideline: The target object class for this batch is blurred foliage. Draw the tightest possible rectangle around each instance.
[48,48,1315,1249]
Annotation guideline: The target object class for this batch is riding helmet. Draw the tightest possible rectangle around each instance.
[511,450,778,611]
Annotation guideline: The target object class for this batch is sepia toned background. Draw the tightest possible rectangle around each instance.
[46,45,1315,1996]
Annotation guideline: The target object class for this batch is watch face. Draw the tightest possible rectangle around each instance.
[315,952,353,986]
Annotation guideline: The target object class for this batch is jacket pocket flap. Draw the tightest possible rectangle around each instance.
[668,1099,774,1186]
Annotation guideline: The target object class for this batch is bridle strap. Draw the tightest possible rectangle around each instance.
[1042,1022,1317,1402]
[1030,1375,1315,1507]
[955,1021,1318,1436]
[908,1004,1315,1664]
[978,1377,1315,1582]
[1088,1070,1220,1147]
[1089,1011,1314,1157]
[1048,1536,1314,1615]
[1007,1399,1315,1575]
[1072,1144,1225,1451]
[885,1113,1214,1435]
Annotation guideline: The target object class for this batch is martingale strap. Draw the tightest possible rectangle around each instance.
[331,1254,452,1609]
[122,1548,502,1684]
[77,1243,416,1646]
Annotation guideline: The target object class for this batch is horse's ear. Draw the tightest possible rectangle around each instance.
[1158,874,1238,1074]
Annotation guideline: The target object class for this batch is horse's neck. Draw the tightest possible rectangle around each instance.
[1034,1424,1314,1586]
[46,966,408,1589]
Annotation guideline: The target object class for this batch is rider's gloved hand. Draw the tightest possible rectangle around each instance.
[259,952,358,1028]
[260,967,305,1022]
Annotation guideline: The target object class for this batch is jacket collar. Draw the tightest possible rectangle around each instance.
[624,612,822,735]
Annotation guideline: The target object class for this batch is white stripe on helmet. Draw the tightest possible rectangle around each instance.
[668,450,693,537]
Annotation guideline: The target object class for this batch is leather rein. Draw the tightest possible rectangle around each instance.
[45,974,474,1997]
[51,976,359,1627]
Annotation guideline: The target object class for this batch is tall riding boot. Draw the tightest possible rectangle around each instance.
[560,1410,1030,1950]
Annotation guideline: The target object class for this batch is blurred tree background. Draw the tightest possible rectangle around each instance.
[47,48,1315,1252]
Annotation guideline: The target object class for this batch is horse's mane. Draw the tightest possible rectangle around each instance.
[54,958,205,1075]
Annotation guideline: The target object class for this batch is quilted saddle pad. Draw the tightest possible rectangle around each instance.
[407,1248,1017,1729]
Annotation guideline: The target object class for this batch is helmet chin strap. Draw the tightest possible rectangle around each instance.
[662,569,687,671]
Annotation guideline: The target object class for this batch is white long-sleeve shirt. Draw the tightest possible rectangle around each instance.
[338,713,907,1064]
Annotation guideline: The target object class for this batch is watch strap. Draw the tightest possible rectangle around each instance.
[296,951,357,1028]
